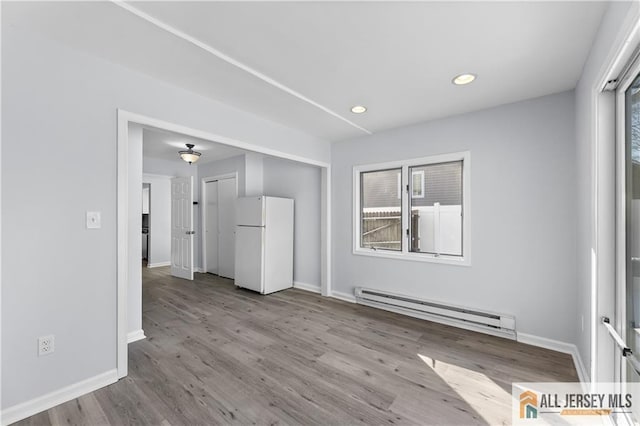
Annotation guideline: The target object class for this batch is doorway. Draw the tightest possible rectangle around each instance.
[614,51,640,425]
[203,175,237,279]
[117,110,332,379]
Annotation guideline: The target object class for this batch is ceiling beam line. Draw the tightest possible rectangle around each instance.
[111,0,372,136]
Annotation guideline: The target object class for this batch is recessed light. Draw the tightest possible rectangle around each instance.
[452,73,476,85]
[351,105,367,114]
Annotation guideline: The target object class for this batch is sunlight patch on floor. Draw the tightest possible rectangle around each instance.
[418,353,511,425]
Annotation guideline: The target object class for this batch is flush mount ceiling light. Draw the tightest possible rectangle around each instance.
[452,73,477,85]
[351,105,367,114]
[178,143,201,164]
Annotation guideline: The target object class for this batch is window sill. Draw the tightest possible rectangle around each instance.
[353,248,471,266]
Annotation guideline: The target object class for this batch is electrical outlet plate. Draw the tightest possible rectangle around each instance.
[38,335,55,356]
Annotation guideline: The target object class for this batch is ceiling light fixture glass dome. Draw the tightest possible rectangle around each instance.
[178,143,201,164]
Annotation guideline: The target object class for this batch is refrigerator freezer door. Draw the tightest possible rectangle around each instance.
[235,197,265,226]
[234,226,264,293]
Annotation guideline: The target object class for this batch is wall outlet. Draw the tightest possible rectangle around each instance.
[38,335,55,356]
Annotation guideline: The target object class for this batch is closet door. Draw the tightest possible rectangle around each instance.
[205,181,219,274]
[217,177,237,279]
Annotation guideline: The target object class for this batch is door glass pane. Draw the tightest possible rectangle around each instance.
[360,168,402,251]
[409,161,462,256]
[626,72,640,420]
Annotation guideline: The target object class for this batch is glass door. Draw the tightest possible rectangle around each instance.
[620,69,640,425]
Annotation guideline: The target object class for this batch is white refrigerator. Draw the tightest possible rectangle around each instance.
[234,196,294,294]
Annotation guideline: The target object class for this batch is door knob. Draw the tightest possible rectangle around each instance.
[186,231,195,235]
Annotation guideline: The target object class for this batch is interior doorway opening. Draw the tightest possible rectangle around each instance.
[117,110,331,379]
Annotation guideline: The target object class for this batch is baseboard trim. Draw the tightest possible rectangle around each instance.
[330,290,356,303]
[571,348,589,384]
[328,289,589,382]
[518,332,589,383]
[1,369,118,425]
[195,267,204,273]
[147,261,170,268]
[127,329,146,344]
[293,281,321,294]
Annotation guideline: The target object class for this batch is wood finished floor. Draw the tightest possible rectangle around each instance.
[17,266,578,426]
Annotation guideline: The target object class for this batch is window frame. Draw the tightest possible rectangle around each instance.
[353,151,471,266]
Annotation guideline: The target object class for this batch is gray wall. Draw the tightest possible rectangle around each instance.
[574,1,637,381]
[198,155,246,198]
[263,157,322,288]
[332,91,577,343]
[245,152,264,197]
[1,21,329,410]
[144,156,197,178]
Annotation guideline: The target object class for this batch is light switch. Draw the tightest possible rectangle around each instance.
[86,211,101,229]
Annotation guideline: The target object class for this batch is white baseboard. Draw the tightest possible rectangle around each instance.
[195,267,204,273]
[571,349,589,384]
[293,281,321,294]
[1,369,118,426]
[147,261,170,268]
[518,332,589,383]
[325,289,591,383]
[330,290,356,303]
[127,329,146,344]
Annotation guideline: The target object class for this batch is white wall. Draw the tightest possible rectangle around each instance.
[574,1,638,381]
[332,91,577,343]
[244,152,264,197]
[142,174,172,267]
[143,156,195,178]
[263,157,322,288]
[198,155,246,198]
[1,21,329,411]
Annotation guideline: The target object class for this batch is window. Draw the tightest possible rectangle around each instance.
[361,168,402,250]
[353,151,470,265]
[409,161,462,256]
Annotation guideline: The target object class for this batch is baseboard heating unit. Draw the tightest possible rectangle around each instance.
[354,287,516,339]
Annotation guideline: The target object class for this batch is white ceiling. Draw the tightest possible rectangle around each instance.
[5,1,608,142]
[142,126,247,165]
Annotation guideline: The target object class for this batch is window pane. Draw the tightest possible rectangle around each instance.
[409,161,462,256]
[626,73,640,375]
[361,168,402,251]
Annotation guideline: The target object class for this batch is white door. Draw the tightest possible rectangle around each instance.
[218,178,236,279]
[235,226,263,292]
[171,177,194,280]
[204,181,219,274]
